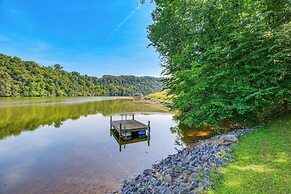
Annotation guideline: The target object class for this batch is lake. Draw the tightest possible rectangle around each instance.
[0,97,215,193]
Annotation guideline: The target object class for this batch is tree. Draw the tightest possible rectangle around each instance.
[54,64,63,71]
[148,0,290,127]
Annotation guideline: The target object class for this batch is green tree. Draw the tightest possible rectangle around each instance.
[53,64,63,71]
[148,0,290,127]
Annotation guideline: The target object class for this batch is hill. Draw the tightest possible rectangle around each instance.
[0,53,163,97]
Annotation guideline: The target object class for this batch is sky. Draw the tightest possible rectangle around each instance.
[0,0,161,77]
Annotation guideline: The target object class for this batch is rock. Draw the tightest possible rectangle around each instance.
[198,182,205,189]
[143,169,152,176]
[179,182,189,188]
[157,186,167,193]
[153,172,162,178]
[156,180,162,186]
[150,177,158,185]
[171,186,180,193]
[165,174,172,182]
[153,161,160,169]
[119,128,253,194]
[137,188,145,194]
[219,135,239,143]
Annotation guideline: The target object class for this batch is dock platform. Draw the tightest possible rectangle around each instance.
[109,115,151,152]
[111,120,148,131]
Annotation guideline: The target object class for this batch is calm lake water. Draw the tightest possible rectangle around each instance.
[0,97,214,193]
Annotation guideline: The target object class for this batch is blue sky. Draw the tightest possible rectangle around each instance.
[0,0,161,77]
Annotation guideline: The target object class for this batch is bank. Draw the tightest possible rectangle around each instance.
[211,115,291,193]
[119,115,290,193]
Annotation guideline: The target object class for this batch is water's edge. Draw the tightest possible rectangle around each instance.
[118,128,254,194]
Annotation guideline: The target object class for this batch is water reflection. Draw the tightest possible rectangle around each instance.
[0,97,166,140]
[110,128,151,152]
[0,97,218,193]
[170,123,217,150]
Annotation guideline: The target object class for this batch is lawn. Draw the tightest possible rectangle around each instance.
[145,89,173,106]
[213,115,291,194]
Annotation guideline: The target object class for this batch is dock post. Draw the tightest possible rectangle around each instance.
[147,120,151,147]
[132,115,135,120]
[148,121,151,132]
[147,121,151,138]
[119,123,122,141]
[110,116,113,129]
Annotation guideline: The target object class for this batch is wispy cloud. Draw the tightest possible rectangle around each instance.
[107,4,142,39]
[0,34,10,42]
[30,40,50,52]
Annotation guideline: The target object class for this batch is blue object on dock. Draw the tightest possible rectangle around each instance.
[138,130,146,135]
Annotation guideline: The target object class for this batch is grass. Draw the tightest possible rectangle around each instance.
[145,89,173,105]
[212,115,291,194]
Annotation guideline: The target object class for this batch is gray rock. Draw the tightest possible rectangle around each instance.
[198,182,204,189]
[143,169,152,175]
[119,128,253,194]
[219,135,239,143]
[150,177,158,185]
[157,186,167,193]
[164,174,172,182]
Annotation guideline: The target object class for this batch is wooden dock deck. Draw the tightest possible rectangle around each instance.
[111,120,148,131]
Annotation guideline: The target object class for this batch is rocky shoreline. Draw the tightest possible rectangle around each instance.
[119,128,253,194]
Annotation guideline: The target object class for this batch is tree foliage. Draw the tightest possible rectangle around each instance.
[148,0,290,127]
[0,53,163,97]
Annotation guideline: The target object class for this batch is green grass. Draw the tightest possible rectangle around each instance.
[212,115,291,194]
[145,89,173,105]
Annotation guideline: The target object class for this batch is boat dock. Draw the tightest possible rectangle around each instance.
[110,115,151,152]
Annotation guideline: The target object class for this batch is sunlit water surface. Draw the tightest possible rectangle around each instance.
[0,97,214,193]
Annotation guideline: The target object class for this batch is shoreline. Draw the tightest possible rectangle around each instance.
[118,128,253,194]
[143,99,171,109]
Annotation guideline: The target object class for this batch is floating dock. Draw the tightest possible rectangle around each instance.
[110,115,151,152]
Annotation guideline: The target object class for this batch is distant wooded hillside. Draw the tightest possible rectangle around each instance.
[0,53,163,97]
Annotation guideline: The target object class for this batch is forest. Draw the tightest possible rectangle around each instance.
[0,53,163,97]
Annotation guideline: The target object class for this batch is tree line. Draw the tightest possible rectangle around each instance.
[0,53,163,97]
[148,0,290,127]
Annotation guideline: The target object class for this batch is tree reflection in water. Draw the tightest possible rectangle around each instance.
[0,98,167,140]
